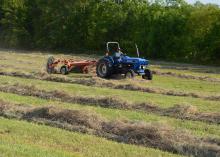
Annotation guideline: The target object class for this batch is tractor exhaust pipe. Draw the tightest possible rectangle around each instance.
[135,44,140,58]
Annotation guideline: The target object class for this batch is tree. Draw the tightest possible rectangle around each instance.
[0,0,220,65]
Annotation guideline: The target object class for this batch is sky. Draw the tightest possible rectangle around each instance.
[186,0,220,5]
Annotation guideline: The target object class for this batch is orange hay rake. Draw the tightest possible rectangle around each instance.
[46,56,97,75]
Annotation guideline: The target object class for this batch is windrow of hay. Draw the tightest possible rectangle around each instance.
[0,83,219,124]
[152,70,220,83]
[0,101,219,157]
[0,71,35,79]
[0,71,220,101]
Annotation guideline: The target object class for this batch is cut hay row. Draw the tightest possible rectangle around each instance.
[0,101,219,157]
[0,71,220,101]
[0,83,219,125]
[152,70,220,83]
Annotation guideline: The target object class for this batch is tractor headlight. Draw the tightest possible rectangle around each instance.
[140,65,146,70]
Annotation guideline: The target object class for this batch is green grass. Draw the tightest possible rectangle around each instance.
[0,91,219,139]
[151,66,220,79]
[1,51,220,96]
[0,75,220,113]
[0,50,220,156]
[0,142,81,157]
[151,60,220,74]
[0,118,183,157]
[145,75,220,95]
[0,51,95,72]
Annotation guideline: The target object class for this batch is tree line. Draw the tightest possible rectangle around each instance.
[0,0,220,65]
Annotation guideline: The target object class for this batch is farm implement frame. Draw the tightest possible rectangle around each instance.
[46,56,97,75]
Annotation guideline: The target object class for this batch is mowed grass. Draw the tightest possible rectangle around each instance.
[0,141,81,157]
[145,75,220,95]
[0,50,97,72]
[0,118,183,157]
[1,50,220,97]
[0,75,220,113]
[151,66,220,79]
[0,50,220,156]
[151,60,220,75]
[0,91,220,139]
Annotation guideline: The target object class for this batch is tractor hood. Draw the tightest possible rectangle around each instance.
[122,56,149,65]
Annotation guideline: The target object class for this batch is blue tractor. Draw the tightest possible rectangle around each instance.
[96,42,153,80]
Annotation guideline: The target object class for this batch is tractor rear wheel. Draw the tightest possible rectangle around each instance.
[46,56,55,74]
[125,69,135,79]
[142,69,153,80]
[96,59,112,78]
[60,66,69,75]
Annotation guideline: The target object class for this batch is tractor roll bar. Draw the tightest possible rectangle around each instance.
[106,42,120,53]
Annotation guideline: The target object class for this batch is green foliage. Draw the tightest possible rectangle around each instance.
[0,0,220,64]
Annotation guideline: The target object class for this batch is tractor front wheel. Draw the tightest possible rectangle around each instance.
[60,66,69,75]
[96,59,112,78]
[142,69,153,80]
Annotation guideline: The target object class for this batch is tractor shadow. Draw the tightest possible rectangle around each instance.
[105,74,149,84]
[108,74,126,80]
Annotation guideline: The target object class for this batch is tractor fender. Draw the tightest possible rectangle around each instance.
[101,56,114,67]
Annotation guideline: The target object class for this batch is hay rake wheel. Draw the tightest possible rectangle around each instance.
[46,56,55,74]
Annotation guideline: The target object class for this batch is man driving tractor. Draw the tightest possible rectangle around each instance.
[115,48,123,58]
